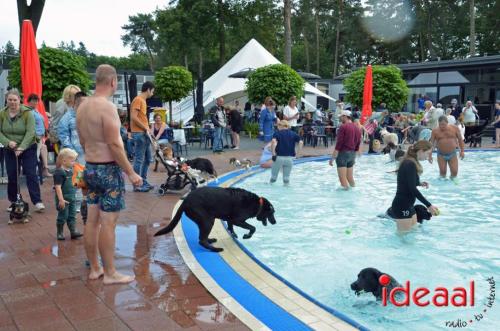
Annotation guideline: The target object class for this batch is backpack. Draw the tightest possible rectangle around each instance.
[48,100,67,143]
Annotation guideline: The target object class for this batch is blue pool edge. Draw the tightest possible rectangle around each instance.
[183,149,498,331]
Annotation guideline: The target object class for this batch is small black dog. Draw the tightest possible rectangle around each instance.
[386,204,432,224]
[184,158,217,178]
[469,134,482,148]
[154,187,276,252]
[9,195,30,225]
[351,267,401,300]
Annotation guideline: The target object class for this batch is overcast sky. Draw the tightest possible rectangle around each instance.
[0,0,168,57]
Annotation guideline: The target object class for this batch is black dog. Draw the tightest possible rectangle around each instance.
[154,187,276,252]
[9,197,30,224]
[386,204,432,224]
[184,158,217,178]
[351,267,401,300]
[469,134,482,148]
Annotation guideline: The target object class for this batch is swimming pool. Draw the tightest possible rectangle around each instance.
[232,151,500,330]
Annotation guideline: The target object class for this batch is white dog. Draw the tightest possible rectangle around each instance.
[380,128,399,146]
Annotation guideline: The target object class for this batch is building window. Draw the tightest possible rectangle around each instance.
[458,69,478,83]
[480,67,500,82]
[407,86,437,113]
[439,86,460,105]
[438,71,469,84]
[407,72,437,85]
[465,85,491,104]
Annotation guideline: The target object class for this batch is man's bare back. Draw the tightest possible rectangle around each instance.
[431,125,461,154]
[77,96,121,163]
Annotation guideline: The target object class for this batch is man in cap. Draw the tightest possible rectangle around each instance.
[329,110,362,190]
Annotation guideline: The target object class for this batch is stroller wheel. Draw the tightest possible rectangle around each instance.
[158,188,166,195]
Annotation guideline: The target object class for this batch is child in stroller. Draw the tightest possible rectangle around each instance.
[149,136,206,194]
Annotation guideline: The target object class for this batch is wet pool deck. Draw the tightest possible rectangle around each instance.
[0,140,497,331]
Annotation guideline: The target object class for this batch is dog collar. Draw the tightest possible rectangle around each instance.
[256,197,264,217]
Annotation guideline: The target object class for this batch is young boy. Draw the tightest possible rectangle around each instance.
[54,148,83,240]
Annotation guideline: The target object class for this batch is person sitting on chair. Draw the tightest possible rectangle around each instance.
[151,114,172,145]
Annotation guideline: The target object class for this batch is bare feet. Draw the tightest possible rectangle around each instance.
[103,272,135,285]
[88,268,104,280]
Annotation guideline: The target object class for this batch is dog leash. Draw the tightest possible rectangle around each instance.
[15,152,22,200]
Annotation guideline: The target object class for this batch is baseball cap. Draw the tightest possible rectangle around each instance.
[339,110,352,117]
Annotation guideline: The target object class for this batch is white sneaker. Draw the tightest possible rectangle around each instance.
[35,202,45,213]
[8,219,13,225]
[6,206,12,212]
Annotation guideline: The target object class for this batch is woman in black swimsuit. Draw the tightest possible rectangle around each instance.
[390,140,439,231]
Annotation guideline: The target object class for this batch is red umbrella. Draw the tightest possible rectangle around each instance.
[360,65,373,125]
[21,19,48,128]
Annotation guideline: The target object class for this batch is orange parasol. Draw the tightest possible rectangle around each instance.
[360,65,373,125]
[20,19,48,128]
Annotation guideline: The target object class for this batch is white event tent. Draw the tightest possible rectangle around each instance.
[172,38,334,123]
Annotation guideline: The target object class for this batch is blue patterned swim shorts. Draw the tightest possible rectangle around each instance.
[84,162,125,212]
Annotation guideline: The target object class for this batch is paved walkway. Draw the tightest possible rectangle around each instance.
[0,137,496,330]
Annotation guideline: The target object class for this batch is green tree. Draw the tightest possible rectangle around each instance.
[343,65,409,112]
[3,41,18,56]
[246,64,305,106]
[154,66,192,125]
[476,0,500,56]
[1,41,18,67]
[8,46,92,102]
[121,13,158,71]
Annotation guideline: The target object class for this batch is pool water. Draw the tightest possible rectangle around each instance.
[233,152,500,331]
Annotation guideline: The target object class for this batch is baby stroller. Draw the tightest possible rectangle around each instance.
[148,135,205,195]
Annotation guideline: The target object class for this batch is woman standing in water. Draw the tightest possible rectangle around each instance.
[389,140,439,231]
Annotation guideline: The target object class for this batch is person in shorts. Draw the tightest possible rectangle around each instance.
[329,110,361,190]
[77,64,142,285]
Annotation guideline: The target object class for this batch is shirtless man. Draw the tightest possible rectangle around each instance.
[429,115,465,181]
[77,64,142,284]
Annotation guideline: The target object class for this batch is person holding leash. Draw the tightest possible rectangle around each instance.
[0,89,45,213]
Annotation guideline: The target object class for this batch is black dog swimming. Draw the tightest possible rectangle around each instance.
[386,204,432,224]
[9,196,30,225]
[351,267,401,300]
[154,187,276,252]
[184,158,217,178]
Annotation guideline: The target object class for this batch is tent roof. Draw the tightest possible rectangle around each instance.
[175,39,334,122]
[202,38,334,105]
